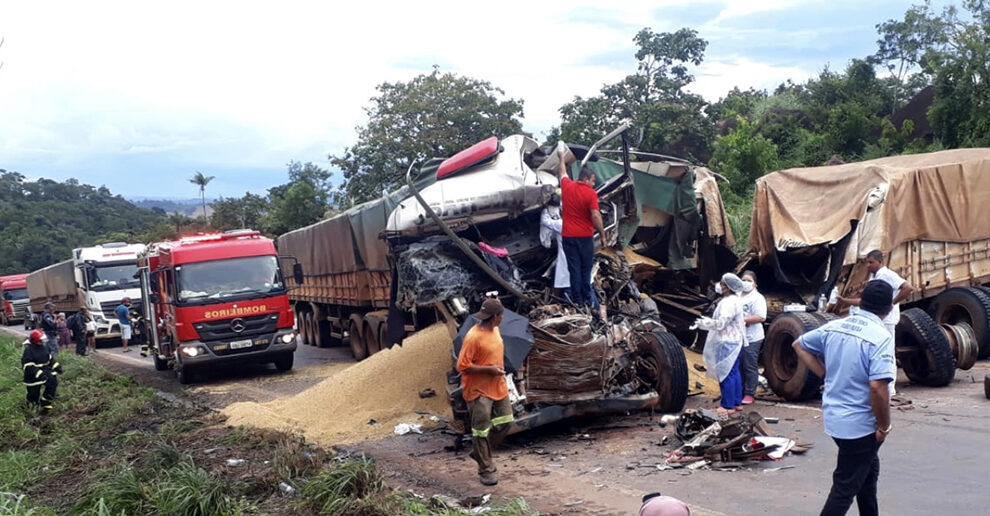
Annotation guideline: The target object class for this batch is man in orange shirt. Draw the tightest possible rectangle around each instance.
[456,298,514,486]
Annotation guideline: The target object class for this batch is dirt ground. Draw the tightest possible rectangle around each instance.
[5,325,989,515]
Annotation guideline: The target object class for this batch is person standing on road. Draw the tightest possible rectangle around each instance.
[21,329,62,413]
[838,249,915,396]
[740,271,767,405]
[85,315,97,354]
[696,273,748,417]
[116,298,133,352]
[793,280,895,516]
[40,302,59,356]
[456,298,514,486]
[556,147,607,309]
[68,307,89,356]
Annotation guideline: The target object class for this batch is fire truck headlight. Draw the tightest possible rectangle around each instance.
[280,333,295,344]
[180,346,201,357]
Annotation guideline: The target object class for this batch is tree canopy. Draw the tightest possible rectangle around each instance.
[330,68,524,206]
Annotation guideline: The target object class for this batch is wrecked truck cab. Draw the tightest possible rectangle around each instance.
[384,122,692,436]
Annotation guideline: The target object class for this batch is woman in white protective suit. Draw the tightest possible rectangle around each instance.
[696,272,748,416]
[540,192,570,294]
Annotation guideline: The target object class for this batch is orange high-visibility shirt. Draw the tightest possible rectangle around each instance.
[456,324,508,402]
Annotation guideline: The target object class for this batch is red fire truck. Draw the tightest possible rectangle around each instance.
[1,274,29,326]
[137,230,302,384]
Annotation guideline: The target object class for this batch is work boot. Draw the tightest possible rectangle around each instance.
[41,403,53,414]
[479,472,498,486]
[140,346,148,358]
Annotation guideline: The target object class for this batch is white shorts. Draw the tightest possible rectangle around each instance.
[121,325,132,340]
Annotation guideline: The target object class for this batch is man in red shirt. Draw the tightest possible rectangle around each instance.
[557,148,607,307]
[456,298,514,486]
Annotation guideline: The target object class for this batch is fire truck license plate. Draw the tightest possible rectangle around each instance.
[230,339,253,349]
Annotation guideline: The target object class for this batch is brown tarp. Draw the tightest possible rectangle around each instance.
[277,215,359,276]
[346,199,390,272]
[694,167,735,247]
[749,148,990,263]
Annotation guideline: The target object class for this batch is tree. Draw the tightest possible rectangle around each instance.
[709,118,780,196]
[265,182,326,235]
[331,68,524,205]
[211,193,268,231]
[556,28,714,161]
[188,171,215,221]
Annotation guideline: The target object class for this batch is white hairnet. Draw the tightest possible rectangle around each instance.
[721,272,745,294]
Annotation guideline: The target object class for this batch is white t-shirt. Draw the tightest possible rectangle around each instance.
[741,290,767,342]
[85,320,97,332]
[870,266,906,326]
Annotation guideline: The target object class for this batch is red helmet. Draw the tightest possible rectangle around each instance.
[29,329,44,344]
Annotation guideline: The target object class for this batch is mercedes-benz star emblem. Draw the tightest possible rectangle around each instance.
[230,318,246,333]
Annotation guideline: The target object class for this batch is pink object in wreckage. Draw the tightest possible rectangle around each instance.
[478,242,508,258]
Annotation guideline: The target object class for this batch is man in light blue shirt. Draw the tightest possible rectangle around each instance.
[794,280,894,516]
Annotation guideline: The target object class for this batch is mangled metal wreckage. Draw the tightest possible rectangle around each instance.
[382,122,736,435]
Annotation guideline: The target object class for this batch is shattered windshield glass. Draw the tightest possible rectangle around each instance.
[176,255,285,304]
[87,264,141,291]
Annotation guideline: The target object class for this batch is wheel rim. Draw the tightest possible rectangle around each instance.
[941,322,977,370]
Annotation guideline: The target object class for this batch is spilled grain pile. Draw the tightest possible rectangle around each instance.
[223,324,453,446]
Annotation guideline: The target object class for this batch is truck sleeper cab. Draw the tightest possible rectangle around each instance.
[139,231,297,384]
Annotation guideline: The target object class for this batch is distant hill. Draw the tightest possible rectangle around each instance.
[130,198,211,216]
[0,172,167,274]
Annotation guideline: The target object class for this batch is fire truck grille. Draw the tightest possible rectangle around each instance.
[194,313,279,342]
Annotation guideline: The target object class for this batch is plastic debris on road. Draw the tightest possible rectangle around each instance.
[394,423,424,435]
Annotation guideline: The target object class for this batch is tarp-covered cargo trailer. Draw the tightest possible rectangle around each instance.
[27,259,82,322]
[750,148,990,400]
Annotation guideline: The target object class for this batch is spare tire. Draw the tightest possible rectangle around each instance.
[763,312,824,401]
[928,287,990,359]
[985,374,990,400]
[897,308,955,386]
[635,331,689,413]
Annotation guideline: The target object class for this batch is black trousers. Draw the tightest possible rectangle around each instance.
[74,334,87,356]
[25,376,58,406]
[562,236,594,306]
[821,433,882,516]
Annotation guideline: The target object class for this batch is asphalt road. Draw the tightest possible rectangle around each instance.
[3,323,989,515]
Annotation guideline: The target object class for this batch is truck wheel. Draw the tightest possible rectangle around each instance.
[363,318,382,355]
[348,314,367,361]
[175,358,195,385]
[635,330,689,412]
[763,313,824,401]
[317,318,333,348]
[306,312,318,347]
[378,323,391,350]
[897,308,956,387]
[153,352,170,371]
[296,308,310,346]
[928,287,990,359]
[274,352,294,372]
[985,374,990,400]
[810,312,840,325]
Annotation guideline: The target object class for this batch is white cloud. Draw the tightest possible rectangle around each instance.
[689,57,815,101]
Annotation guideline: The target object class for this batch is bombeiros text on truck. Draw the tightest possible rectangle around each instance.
[137,229,304,384]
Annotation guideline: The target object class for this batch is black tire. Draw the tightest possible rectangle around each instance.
[175,356,194,385]
[928,287,990,359]
[810,312,840,325]
[153,352,170,371]
[378,322,391,350]
[897,308,956,387]
[974,286,990,298]
[316,317,334,348]
[763,312,824,401]
[984,374,990,400]
[363,318,382,356]
[295,308,310,346]
[274,352,294,372]
[348,314,367,361]
[636,331,689,412]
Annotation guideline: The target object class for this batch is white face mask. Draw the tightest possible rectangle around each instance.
[742,280,755,293]
[714,283,723,295]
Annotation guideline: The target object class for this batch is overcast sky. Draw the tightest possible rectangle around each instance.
[0,1,938,199]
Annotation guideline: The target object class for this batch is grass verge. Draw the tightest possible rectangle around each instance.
[0,334,535,515]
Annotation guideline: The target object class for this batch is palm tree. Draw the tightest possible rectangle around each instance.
[188,171,215,221]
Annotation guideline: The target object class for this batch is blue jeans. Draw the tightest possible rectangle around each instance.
[719,355,742,409]
[741,339,763,397]
[562,236,594,306]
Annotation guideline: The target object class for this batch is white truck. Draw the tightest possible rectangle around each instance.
[27,242,147,343]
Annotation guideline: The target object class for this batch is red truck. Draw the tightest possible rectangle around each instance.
[137,230,302,384]
[0,274,29,326]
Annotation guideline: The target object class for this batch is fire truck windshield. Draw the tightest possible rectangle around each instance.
[87,264,141,292]
[175,255,285,305]
[2,288,27,300]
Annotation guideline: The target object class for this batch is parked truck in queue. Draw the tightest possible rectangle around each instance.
[0,274,29,326]
[25,242,147,343]
[137,230,300,384]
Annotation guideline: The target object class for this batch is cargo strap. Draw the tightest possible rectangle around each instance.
[491,414,514,427]
[472,426,491,438]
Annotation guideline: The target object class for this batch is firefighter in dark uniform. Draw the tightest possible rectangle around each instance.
[22,329,62,413]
